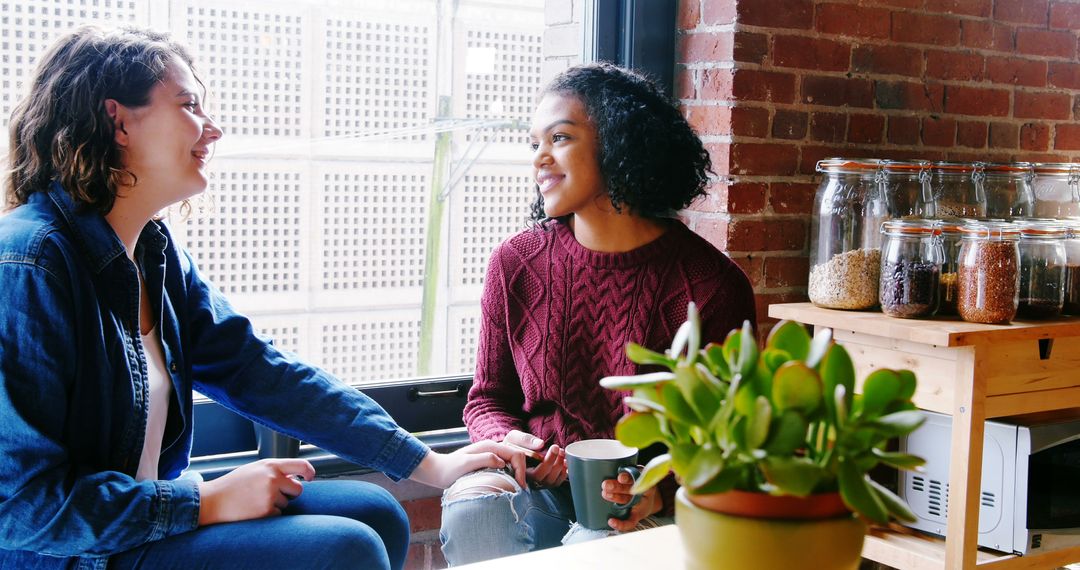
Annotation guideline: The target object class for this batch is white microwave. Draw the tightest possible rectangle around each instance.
[898,410,1080,555]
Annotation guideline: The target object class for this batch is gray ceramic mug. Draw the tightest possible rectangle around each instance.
[565,439,641,530]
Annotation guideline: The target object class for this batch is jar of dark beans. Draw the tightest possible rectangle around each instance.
[1065,221,1080,315]
[879,220,943,318]
[1016,220,1067,319]
[957,221,1020,324]
[935,220,964,315]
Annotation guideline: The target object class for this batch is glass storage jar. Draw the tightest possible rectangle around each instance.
[1065,221,1080,315]
[1016,220,1066,319]
[936,220,964,315]
[879,220,943,319]
[809,158,887,310]
[1032,163,1080,219]
[983,162,1035,219]
[957,221,1020,324]
[882,160,935,218]
[930,162,986,220]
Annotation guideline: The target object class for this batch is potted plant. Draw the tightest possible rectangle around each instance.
[600,303,926,570]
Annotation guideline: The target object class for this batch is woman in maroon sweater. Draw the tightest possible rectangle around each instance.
[439,63,756,566]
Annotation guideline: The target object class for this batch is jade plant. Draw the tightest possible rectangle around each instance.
[599,303,926,524]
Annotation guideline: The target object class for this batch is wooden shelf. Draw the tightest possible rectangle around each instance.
[768,303,1080,570]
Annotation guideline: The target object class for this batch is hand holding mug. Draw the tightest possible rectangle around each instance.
[603,470,662,531]
[566,439,642,530]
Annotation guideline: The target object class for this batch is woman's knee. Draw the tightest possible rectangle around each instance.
[295,517,393,570]
[443,469,519,502]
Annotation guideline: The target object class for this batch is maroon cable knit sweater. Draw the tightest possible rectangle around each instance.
[465,219,756,457]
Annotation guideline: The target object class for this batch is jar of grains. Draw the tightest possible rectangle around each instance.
[1032,163,1080,219]
[957,221,1020,324]
[1065,221,1080,315]
[879,220,943,318]
[929,162,986,220]
[983,162,1035,219]
[809,158,888,310]
[1017,220,1067,319]
[936,220,964,315]
[882,160,935,218]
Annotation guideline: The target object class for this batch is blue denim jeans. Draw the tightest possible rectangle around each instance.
[104,480,409,570]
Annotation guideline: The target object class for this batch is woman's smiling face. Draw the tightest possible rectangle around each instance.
[529,93,607,220]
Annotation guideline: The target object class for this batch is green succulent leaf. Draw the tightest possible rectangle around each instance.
[806,327,833,369]
[896,369,917,400]
[685,444,726,490]
[736,320,758,377]
[763,410,809,456]
[669,321,692,360]
[746,396,773,450]
[761,348,793,375]
[695,362,727,394]
[871,448,926,471]
[868,477,917,523]
[765,320,811,360]
[600,371,676,391]
[685,302,701,366]
[676,363,720,424]
[660,383,701,426]
[624,343,677,368]
[624,396,667,415]
[630,453,673,495]
[761,456,826,497]
[691,463,745,495]
[868,410,926,437]
[820,343,855,424]
[614,412,665,450]
[702,343,732,381]
[859,369,902,419]
[670,442,700,475]
[772,362,822,415]
[838,456,889,524]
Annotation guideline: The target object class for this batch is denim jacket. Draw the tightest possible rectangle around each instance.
[0,185,429,568]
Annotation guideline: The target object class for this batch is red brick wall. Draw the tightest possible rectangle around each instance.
[677,0,1080,330]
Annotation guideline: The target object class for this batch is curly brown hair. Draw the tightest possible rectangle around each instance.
[5,25,198,214]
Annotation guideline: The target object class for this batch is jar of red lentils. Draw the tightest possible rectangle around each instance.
[957,221,1020,324]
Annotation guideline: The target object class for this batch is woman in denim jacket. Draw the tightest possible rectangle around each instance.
[0,25,526,570]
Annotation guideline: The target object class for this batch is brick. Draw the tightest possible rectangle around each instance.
[764,256,810,288]
[1075,94,1080,119]
[726,218,807,252]
[892,12,962,46]
[802,75,874,108]
[1050,2,1080,30]
[405,543,427,570]
[732,254,765,288]
[944,85,1010,116]
[734,31,768,64]
[1016,29,1075,59]
[403,497,442,533]
[722,183,769,214]
[1056,124,1080,150]
[1015,91,1073,120]
[995,0,1050,26]
[732,69,797,103]
[772,109,809,140]
[676,68,696,100]
[987,56,1047,87]
[1021,123,1051,151]
[773,35,852,72]
[957,121,988,148]
[693,216,729,250]
[678,31,733,63]
[926,50,985,81]
[705,143,731,176]
[430,544,447,570]
[703,0,736,25]
[816,4,892,39]
[737,0,812,29]
[852,45,923,77]
[678,0,701,30]
[922,116,957,146]
[867,0,922,8]
[810,112,848,142]
[769,182,816,214]
[700,68,734,100]
[685,105,731,136]
[888,115,921,145]
[686,185,725,213]
[875,80,946,112]
[1049,62,1080,90]
[961,20,1015,52]
[848,114,885,144]
[754,293,810,330]
[989,122,1019,149]
[925,0,992,17]
[731,106,770,137]
[731,142,800,175]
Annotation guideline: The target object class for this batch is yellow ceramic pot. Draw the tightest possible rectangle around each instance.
[675,488,867,570]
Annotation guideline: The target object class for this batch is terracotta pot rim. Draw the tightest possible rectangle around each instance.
[681,488,852,521]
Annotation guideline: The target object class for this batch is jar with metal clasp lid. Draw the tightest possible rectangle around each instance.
[957,221,1020,324]
[881,160,935,219]
[879,220,943,318]
[1032,163,1080,219]
[1016,220,1067,319]
[935,220,964,315]
[809,158,887,310]
[983,162,1035,219]
[929,161,986,220]
[1064,220,1080,315]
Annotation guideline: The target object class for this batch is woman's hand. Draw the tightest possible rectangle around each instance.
[197,458,315,526]
[602,470,662,532]
[409,439,529,489]
[501,430,566,488]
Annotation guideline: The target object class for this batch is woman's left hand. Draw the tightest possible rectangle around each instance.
[602,470,662,532]
[408,440,529,489]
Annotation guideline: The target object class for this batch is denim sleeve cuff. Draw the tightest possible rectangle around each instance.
[149,477,200,540]
[373,428,430,482]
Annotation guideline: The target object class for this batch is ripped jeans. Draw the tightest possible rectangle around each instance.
[439,468,576,566]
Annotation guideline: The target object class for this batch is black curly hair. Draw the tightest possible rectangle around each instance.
[528,62,712,225]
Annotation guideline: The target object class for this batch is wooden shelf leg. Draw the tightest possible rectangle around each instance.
[944,347,986,570]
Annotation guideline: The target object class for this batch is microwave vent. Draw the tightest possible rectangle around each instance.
[981,490,996,508]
